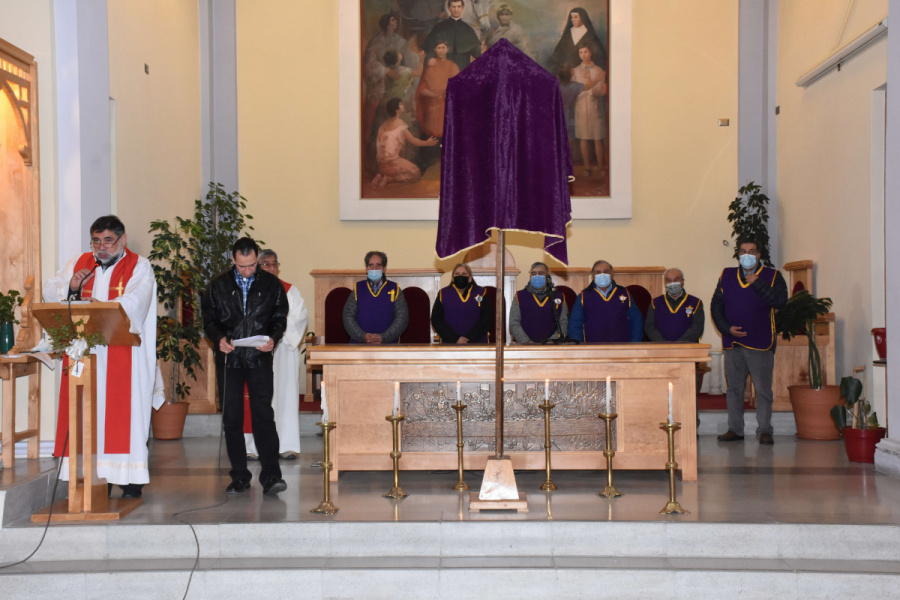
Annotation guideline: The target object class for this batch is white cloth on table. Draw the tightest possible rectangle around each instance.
[245,283,308,455]
[44,253,157,485]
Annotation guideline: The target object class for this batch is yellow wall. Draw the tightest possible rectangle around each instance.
[107,0,203,256]
[236,0,739,351]
[777,0,887,381]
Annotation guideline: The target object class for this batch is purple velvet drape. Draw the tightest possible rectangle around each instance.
[435,39,573,265]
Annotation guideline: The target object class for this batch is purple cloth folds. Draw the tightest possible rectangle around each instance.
[435,39,573,264]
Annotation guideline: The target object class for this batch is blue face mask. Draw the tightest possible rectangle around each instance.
[594,273,612,288]
[367,269,383,281]
[530,275,547,289]
[739,254,757,270]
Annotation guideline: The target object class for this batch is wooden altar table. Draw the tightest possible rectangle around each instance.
[307,343,710,482]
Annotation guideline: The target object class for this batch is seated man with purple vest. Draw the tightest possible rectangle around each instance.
[342,250,409,344]
[431,263,495,343]
[568,260,644,343]
[645,268,705,343]
[711,237,787,446]
[509,262,569,344]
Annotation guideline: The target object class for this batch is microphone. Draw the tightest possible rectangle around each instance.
[76,259,102,299]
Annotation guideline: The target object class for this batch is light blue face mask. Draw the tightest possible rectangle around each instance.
[739,254,757,270]
[530,275,547,289]
[367,269,383,281]
[594,273,612,288]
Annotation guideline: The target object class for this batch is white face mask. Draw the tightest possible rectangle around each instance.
[594,273,612,288]
[666,282,683,296]
[739,254,758,270]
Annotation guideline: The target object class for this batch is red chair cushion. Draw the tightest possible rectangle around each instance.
[324,287,352,344]
[400,286,432,344]
[626,285,653,342]
[557,285,577,312]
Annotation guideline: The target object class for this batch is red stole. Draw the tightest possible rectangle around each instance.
[54,249,140,457]
[243,280,291,434]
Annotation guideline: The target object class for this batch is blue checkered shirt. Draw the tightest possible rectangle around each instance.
[233,268,255,312]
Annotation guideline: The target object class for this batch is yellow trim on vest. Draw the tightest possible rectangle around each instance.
[727,308,776,352]
[737,265,764,289]
[532,293,550,307]
[453,285,473,303]
[664,293,689,314]
[388,287,398,302]
[593,285,620,302]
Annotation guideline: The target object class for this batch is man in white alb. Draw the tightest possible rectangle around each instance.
[244,249,308,460]
[43,215,157,499]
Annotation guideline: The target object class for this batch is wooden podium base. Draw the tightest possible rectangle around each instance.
[469,492,529,513]
[31,497,142,522]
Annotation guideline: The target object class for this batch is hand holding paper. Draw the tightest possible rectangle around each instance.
[231,335,271,349]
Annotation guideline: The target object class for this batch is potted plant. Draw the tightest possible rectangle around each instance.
[0,289,22,354]
[727,182,774,267]
[831,376,886,463]
[148,183,261,438]
[775,290,840,440]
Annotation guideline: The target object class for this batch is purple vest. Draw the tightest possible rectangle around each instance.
[720,266,778,350]
[440,285,488,343]
[516,289,564,342]
[652,294,701,342]
[353,280,400,344]
[582,285,632,343]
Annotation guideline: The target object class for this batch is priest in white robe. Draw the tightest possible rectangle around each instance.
[244,249,308,459]
[43,215,157,499]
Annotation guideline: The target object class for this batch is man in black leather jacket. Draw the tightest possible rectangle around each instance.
[202,237,290,495]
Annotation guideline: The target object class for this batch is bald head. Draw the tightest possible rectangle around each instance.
[664,268,685,297]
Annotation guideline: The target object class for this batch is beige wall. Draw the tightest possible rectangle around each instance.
[107,0,203,256]
[777,0,887,383]
[236,0,739,350]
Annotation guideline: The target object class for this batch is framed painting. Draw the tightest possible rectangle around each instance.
[339,0,632,220]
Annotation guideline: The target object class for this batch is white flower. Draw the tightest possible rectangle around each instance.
[65,339,89,362]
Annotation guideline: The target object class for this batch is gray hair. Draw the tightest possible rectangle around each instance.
[663,268,684,282]
[260,249,278,262]
[530,262,549,272]
[591,260,613,273]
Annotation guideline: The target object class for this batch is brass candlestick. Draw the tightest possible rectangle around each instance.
[659,421,690,515]
[384,415,409,499]
[538,399,557,491]
[310,421,338,515]
[452,400,469,491]
[597,413,622,498]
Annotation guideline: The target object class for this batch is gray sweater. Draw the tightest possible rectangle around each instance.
[509,284,569,343]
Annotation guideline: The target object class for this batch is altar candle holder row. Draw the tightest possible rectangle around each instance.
[310,421,338,515]
[659,421,690,515]
[383,414,409,499]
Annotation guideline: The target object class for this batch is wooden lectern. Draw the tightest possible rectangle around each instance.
[30,302,143,522]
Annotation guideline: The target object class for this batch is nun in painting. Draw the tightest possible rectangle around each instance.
[546,7,607,75]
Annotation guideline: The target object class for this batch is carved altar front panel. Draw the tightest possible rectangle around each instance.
[401,381,618,453]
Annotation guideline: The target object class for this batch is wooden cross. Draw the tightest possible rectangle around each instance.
[113,278,125,296]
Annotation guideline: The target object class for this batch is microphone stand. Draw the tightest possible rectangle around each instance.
[542,282,579,345]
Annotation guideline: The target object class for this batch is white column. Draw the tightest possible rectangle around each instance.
[738,0,778,265]
[200,0,239,193]
[53,0,111,266]
[875,0,900,478]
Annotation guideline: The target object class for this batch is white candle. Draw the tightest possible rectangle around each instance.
[606,376,611,415]
[545,379,550,401]
[668,382,673,424]
[394,382,400,417]
[457,381,461,404]
[321,386,329,423]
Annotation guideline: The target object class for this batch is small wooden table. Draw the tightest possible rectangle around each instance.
[0,354,46,468]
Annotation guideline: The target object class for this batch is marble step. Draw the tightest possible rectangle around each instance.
[182,413,322,437]
[1,556,898,599]
[697,409,797,436]
[2,520,899,564]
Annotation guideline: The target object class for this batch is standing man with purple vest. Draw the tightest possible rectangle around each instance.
[343,251,409,344]
[431,263,494,343]
[645,269,705,343]
[509,262,568,343]
[569,260,644,343]
[711,237,787,445]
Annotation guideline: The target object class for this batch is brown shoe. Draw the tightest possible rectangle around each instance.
[717,430,744,441]
[759,433,774,445]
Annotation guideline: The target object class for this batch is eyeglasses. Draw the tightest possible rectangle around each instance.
[90,235,121,250]
[260,261,280,268]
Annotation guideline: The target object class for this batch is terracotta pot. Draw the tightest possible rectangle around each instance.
[788,385,844,440]
[842,426,887,463]
[151,401,189,440]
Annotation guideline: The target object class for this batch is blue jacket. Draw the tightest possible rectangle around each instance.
[569,284,645,342]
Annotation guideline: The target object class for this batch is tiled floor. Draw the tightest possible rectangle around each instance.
[5,434,900,527]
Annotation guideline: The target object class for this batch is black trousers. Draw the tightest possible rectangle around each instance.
[216,355,282,484]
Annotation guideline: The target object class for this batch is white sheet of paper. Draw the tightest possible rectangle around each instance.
[232,335,270,348]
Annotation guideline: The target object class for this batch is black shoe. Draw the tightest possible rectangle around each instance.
[121,484,144,499]
[717,430,745,441]
[263,477,287,495]
[759,433,774,445]
[226,479,251,494]
[108,483,114,498]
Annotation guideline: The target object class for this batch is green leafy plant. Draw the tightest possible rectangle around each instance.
[148,182,260,403]
[775,290,834,389]
[831,376,879,431]
[46,314,106,353]
[0,289,23,324]
[727,182,773,268]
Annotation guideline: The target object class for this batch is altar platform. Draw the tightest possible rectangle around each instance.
[2,434,900,599]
